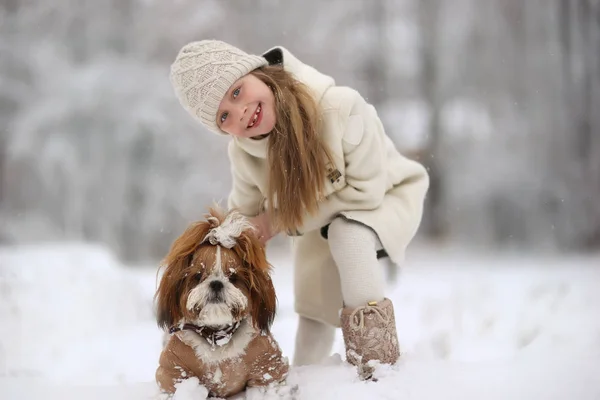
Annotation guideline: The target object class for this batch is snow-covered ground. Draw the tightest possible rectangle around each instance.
[1,242,600,399]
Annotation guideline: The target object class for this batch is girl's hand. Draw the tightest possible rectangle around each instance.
[249,212,277,245]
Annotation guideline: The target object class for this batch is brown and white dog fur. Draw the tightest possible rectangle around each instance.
[154,208,289,398]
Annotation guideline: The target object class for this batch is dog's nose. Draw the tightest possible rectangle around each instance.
[209,280,224,292]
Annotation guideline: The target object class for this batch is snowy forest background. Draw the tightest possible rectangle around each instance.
[1,0,599,263]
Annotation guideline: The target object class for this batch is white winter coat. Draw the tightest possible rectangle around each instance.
[227,46,429,326]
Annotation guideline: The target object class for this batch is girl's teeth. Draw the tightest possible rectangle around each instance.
[249,105,261,127]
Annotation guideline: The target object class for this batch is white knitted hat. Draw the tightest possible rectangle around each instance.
[169,40,268,134]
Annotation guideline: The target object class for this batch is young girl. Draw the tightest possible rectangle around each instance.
[169,40,429,379]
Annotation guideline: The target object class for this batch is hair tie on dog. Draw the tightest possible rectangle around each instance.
[202,211,255,248]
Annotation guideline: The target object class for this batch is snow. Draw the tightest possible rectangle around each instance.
[0,243,159,385]
[171,378,210,400]
[1,242,600,399]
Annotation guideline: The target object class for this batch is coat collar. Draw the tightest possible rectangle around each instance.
[262,46,335,103]
[234,134,269,159]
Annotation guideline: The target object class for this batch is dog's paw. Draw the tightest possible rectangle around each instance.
[172,377,209,400]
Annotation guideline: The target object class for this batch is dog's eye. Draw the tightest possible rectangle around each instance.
[229,273,238,284]
[194,272,203,281]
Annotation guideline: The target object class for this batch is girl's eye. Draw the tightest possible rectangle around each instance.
[232,87,240,98]
[220,111,228,124]
[194,272,203,281]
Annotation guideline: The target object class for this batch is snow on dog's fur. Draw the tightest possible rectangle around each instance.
[154,207,288,398]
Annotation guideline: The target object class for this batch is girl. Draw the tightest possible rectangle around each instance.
[169,40,429,379]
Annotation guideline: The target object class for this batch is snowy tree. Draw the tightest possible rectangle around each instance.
[1,0,598,261]
[550,0,600,250]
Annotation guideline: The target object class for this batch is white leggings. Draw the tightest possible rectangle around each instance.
[293,217,386,365]
[328,217,386,307]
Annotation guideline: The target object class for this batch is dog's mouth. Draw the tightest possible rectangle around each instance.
[208,294,224,304]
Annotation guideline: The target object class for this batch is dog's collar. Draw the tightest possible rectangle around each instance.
[169,320,242,347]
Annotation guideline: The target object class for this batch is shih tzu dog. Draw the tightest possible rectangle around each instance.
[154,208,289,399]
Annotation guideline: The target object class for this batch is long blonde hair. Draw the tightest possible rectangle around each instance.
[250,66,334,234]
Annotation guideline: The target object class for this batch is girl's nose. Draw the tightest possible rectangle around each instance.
[239,106,247,121]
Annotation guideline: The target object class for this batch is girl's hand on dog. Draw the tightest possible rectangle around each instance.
[249,212,277,245]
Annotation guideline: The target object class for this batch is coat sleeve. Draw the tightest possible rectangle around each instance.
[336,90,430,254]
[247,334,289,388]
[226,140,264,217]
[309,88,429,257]
[335,92,388,208]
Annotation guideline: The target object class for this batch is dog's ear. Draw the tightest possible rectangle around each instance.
[155,220,213,331]
[248,262,277,333]
[235,230,277,333]
[155,254,191,330]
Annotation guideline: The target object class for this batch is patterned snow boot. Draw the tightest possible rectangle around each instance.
[340,298,400,380]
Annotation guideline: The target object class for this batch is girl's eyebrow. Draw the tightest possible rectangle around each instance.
[217,83,241,126]
[216,89,233,127]
[224,82,240,98]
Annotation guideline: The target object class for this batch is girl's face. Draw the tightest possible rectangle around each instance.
[217,73,276,138]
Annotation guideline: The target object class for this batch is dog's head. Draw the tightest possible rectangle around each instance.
[155,208,276,337]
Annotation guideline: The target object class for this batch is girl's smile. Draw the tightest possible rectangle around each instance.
[247,103,263,129]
